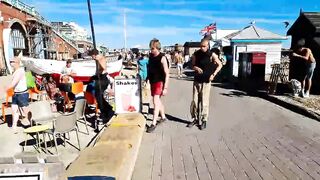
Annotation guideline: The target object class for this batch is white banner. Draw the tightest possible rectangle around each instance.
[114,77,141,114]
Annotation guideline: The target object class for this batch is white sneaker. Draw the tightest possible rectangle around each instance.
[10,127,19,134]
[305,91,310,98]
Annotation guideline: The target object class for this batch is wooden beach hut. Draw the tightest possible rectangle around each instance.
[224,24,287,80]
[287,12,320,92]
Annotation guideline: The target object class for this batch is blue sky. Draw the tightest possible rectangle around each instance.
[24,0,320,49]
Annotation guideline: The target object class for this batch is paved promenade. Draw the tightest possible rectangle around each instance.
[132,74,320,180]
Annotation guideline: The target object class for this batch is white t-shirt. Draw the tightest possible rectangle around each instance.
[13,67,27,92]
[61,66,74,75]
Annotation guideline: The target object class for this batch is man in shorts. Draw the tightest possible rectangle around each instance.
[292,38,316,98]
[6,57,30,132]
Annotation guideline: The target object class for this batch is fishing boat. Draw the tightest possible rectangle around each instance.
[21,56,123,82]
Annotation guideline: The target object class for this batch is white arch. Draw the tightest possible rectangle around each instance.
[7,18,27,34]
[3,19,27,74]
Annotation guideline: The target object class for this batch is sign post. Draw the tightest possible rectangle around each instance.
[114,76,142,114]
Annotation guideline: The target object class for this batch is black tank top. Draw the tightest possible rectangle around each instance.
[194,50,215,83]
[147,53,165,83]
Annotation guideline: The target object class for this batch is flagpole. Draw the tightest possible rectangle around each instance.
[215,22,218,43]
[87,0,96,49]
[124,9,127,53]
[87,0,104,129]
[87,0,99,74]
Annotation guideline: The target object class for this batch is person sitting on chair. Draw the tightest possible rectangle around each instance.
[59,59,76,110]
[60,59,76,84]
[44,76,62,100]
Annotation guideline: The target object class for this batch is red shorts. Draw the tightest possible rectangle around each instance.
[151,81,164,96]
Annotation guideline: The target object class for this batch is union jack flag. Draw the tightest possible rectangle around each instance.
[199,22,217,35]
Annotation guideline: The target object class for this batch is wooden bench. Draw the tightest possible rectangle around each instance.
[64,113,146,180]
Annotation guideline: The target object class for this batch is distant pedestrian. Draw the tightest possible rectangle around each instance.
[165,52,172,68]
[292,38,316,98]
[175,51,184,78]
[188,39,222,130]
[146,38,170,133]
[137,53,149,84]
[6,57,30,132]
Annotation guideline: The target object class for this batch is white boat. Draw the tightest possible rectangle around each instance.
[21,56,123,82]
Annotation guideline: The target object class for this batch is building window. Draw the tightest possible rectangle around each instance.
[11,29,26,49]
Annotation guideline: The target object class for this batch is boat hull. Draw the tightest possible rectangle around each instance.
[21,57,123,82]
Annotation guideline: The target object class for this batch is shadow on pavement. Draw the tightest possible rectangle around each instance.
[147,108,190,124]
[220,90,248,98]
[165,114,190,124]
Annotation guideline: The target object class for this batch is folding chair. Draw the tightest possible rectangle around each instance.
[1,88,14,123]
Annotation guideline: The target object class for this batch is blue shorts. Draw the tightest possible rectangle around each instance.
[306,62,316,80]
[12,92,29,107]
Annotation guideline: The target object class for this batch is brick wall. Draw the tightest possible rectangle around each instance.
[0,2,79,61]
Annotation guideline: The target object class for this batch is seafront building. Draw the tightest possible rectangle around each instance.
[0,0,83,74]
[52,22,93,54]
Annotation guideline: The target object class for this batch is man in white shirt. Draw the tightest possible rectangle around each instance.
[60,59,76,83]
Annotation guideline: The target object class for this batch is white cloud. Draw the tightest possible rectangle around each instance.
[22,0,293,48]
[86,23,200,48]
[92,24,198,36]
[26,0,294,20]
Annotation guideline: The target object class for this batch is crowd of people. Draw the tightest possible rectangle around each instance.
[3,37,316,134]
[0,36,228,134]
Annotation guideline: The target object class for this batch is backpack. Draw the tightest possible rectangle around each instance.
[25,71,36,89]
